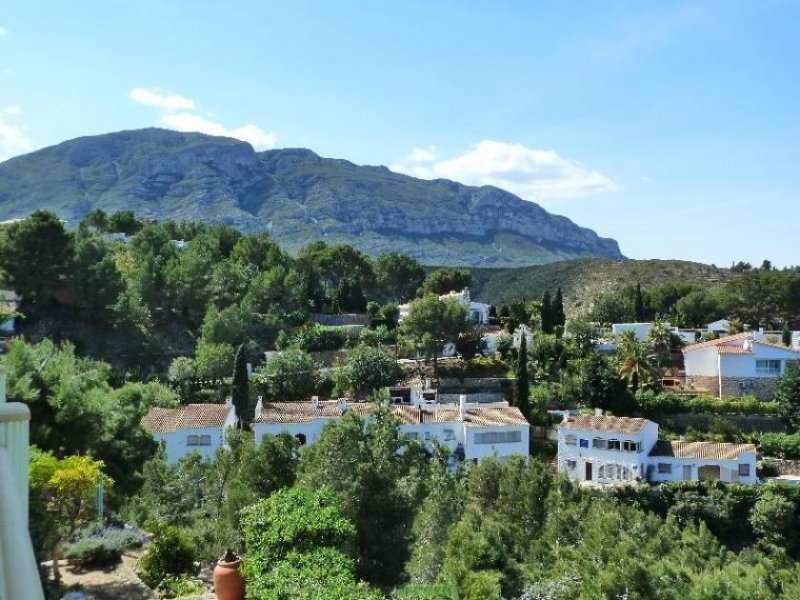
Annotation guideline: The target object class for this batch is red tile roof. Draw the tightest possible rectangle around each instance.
[559,415,651,434]
[682,333,750,353]
[141,404,230,433]
[717,346,752,354]
[649,440,756,460]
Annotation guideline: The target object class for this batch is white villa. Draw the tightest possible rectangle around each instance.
[557,414,757,485]
[253,395,529,462]
[683,332,800,399]
[399,288,491,325]
[141,402,237,463]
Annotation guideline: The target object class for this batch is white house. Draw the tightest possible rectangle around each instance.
[611,322,659,341]
[706,319,731,334]
[557,414,757,485]
[398,288,491,325]
[141,402,237,464]
[683,332,800,399]
[253,395,529,462]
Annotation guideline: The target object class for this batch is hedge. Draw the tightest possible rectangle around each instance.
[634,390,781,417]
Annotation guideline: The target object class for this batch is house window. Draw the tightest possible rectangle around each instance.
[443,429,456,442]
[657,463,672,474]
[756,360,781,375]
[424,432,431,441]
[579,439,589,448]
[607,439,621,451]
[405,432,419,440]
[622,441,640,452]
[187,434,211,446]
[592,438,608,450]
[739,464,751,477]
[475,431,522,444]
[566,459,577,469]
[565,434,577,446]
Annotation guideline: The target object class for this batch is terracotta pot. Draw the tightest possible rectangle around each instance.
[213,556,245,600]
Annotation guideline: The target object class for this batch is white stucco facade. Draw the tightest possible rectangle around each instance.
[141,403,237,464]
[557,414,757,486]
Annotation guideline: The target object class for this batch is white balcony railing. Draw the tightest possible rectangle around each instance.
[0,367,45,600]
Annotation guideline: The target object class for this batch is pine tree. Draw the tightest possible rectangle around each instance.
[553,287,566,329]
[634,283,645,322]
[515,332,530,420]
[232,344,251,429]
[541,290,553,334]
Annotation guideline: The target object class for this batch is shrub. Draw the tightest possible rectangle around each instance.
[280,324,349,352]
[139,525,196,589]
[63,538,121,567]
[757,433,800,460]
[633,390,781,417]
[156,575,204,599]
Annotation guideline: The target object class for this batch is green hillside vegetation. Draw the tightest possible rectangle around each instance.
[470,258,738,317]
[0,128,623,267]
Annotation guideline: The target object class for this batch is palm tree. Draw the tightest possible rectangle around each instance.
[615,330,658,392]
[647,321,672,372]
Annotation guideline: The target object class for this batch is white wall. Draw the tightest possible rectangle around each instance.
[684,346,720,376]
[557,423,658,483]
[720,343,800,378]
[612,323,654,341]
[464,425,529,462]
[649,453,757,484]
[157,426,227,464]
[254,418,333,447]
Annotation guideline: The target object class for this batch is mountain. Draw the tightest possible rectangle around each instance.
[0,128,623,267]
[469,258,737,316]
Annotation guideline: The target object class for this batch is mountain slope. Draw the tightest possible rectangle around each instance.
[0,128,623,267]
[470,258,737,316]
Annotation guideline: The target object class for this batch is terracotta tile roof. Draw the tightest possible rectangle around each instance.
[717,346,752,354]
[649,440,756,460]
[141,404,230,433]
[559,415,651,434]
[683,333,750,353]
[254,401,529,428]
[255,401,373,424]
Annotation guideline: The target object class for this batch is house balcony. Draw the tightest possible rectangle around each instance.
[0,371,45,600]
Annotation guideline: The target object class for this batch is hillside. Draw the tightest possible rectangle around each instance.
[469,258,737,316]
[0,128,623,267]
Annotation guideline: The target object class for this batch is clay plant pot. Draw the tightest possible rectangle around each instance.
[213,551,245,600]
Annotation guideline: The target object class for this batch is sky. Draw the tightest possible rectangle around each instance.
[1,1,799,267]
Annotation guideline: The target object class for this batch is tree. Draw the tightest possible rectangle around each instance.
[540,291,553,334]
[553,287,566,330]
[399,295,470,377]
[676,289,721,328]
[232,344,252,428]
[455,324,486,360]
[29,450,112,583]
[373,253,425,303]
[647,320,673,372]
[514,333,530,420]
[69,233,125,318]
[333,343,400,400]
[195,340,235,379]
[775,360,800,429]
[614,330,658,393]
[634,283,645,322]
[421,268,471,296]
[255,348,319,401]
[0,210,72,310]
[108,210,143,235]
[783,323,792,347]
[577,353,629,413]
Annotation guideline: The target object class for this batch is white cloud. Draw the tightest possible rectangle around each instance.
[405,145,438,163]
[0,27,7,36]
[0,118,33,162]
[640,175,653,183]
[129,88,196,111]
[3,105,21,115]
[158,112,278,150]
[391,140,618,202]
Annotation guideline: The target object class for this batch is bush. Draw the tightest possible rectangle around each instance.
[156,575,204,599]
[63,524,146,567]
[634,390,781,417]
[63,539,121,567]
[140,525,196,588]
[280,324,349,352]
[757,433,800,459]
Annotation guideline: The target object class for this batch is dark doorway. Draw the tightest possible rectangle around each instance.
[585,462,593,481]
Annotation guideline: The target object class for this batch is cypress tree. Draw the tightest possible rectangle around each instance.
[541,290,553,334]
[232,344,251,429]
[515,332,530,420]
[553,287,566,329]
[634,283,645,322]
[783,323,792,347]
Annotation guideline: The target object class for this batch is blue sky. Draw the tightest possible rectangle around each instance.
[1,1,798,266]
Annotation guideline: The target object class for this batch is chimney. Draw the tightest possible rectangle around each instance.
[459,394,467,421]
[425,378,432,389]
[255,396,263,417]
[337,399,347,414]
[594,408,603,417]
[311,395,320,408]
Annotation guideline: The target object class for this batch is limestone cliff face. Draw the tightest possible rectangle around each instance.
[0,128,622,266]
